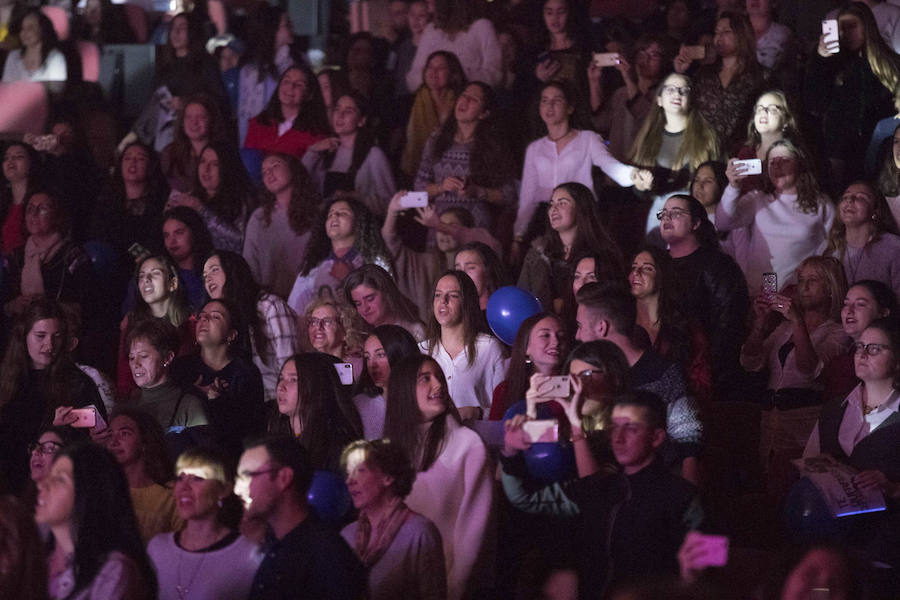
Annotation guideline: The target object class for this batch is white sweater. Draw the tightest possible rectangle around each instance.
[516,130,634,237]
[716,184,834,293]
[406,19,502,91]
[404,420,495,600]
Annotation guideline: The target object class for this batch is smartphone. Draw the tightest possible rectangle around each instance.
[523,419,559,443]
[685,531,729,568]
[334,362,353,385]
[400,191,429,209]
[69,407,97,428]
[734,158,762,175]
[535,376,570,398]
[683,45,706,61]
[592,52,621,68]
[127,242,151,260]
[762,272,778,298]
[822,19,840,51]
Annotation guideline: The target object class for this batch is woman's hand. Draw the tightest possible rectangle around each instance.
[535,57,561,82]
[309,137,340,153]
[440,176,466,193]
[195,375,229,400]
[751,294,773,321]
[387,191,407,215]
[552,374,585,431]
[769,293,800,323]
[817,32,839,58]
[457,406,482,422]
[614,55,633,80]
[725,158,752,187]
[166,192,203,212]
[53,406,77,427]
[673,46,693,74]
[853,469,888,491]
[631,168,653,191]
[502,413,533,457]
[525,373,554,419]
[587,60,603,85]
[413,205,440,229]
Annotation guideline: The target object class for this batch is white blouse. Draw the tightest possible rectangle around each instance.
[419,333,506,411]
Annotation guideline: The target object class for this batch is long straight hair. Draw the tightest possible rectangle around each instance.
[255,65,331,135]
[355,324,420,397]
[424,270,484,366]
[192,141,252,225]
[383,355,461,471]
[762,139,823,214]
[826,180,900,260]
[205,251,267,363]
[256,153,319,235]
[503,312,566,412]
[840,1,900,93]
[131,254,191,327]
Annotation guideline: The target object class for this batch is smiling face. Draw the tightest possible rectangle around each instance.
[572,257,597,295]
[198,146,220,195]
[26,318,63,370]
[30,431,63,483]
[163,218,193,265]
[196,301,234,347]
[275,359,298,417]
[326,200,355,243]
[183,103,210,143]
[525,317,564,372]
[121,145,149,184]
[657,74,691,115]
[433,274,463,328]
[202,255,225,300]
[854,326,897,385]
[174,464,228,521]
[35,455,74,528]
[416,361,446,422]
[454,250,488,298]
[629,251,658,300]
[25,193,58,237]
[278,68,308,111]
[539,85,573,129]
[307,305,342,353]
[454,84,487,125]
[838,183,876,229]
[3,144,30,182]
[351,284,387,326]
[332,96,365,136]
[753,93,785,135]
[548,187,576,233]
[658,196,696,245]
[138,258,176,306]
[842,285,888,340]
[129,337,170,389]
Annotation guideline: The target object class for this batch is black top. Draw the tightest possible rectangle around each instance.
[248,515,366,600]
[817,394,900,483]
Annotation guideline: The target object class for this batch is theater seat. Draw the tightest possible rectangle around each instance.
[40,6,69,41]
[78,41,99,82]
[123,3,148,43]
[0,82,48,134]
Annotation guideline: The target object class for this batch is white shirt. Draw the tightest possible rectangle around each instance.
[516,130,634,237]
[716,184,835,292]
[419,333,506,411]
[406,19,502,91]
[755,21,793,70]
[2,48,67,82]
[805,385,900,457]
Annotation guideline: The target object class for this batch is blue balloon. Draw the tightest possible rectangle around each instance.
[307,470,352,522]
[82,240,117,278]
[487,286,542,345]
[524,442,576,483]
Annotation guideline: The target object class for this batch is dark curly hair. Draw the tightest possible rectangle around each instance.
[341,438,417,499]
[299,197,394,277]
[255,64,330,135]
[256,152,320,235]
[192,140,253,225]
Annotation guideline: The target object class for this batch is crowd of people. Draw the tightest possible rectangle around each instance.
[3,0,900,598]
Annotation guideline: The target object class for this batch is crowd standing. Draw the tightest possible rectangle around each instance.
[4,0,900,598]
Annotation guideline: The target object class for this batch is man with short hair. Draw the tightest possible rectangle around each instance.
[575,282,703,482]
[501,392,704,599]
[236,435,365,600]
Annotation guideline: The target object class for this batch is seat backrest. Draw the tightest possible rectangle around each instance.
[122,3,148,43]
[78,40,100,82]
[0,81,48,134]
[40,5,69,42]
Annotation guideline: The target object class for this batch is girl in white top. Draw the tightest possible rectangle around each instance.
[148,447,262,600]
[382,354,494,600]
[419,270,506,421]
[718,139,835,293]
[406,0,502,91]
[2,9,67,83]
[514,80,646,254]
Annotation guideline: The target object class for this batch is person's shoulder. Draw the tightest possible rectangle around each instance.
[468,18,496,33]
[147,531,176,555]
[402,511,444,543]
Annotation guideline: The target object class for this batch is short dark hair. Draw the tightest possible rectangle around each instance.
[124,317,181,358]
[576,282,636,335]
[614,390,667,431]
[849,280,898,317]
[341,438,416,499]
[245,435,315,500]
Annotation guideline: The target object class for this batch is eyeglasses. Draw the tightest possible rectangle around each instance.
[853,342,892,356]
[576,369,605,379]
[656,208,689,221]
[236,467,280,482]
[754,105,783,116]
[307,317,338,329]
[29,441,62,456]
[661,85,690,97]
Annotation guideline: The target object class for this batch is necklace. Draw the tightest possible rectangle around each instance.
[175,536,211,599]
[548,128,571,143]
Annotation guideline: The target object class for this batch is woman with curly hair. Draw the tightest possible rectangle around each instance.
[243,153,319,299]
[160,94,229,193]
[806,1,900,189]
[825,181,900,296]
[203,250,299,403]
[719,138,834,292]
[413,81,517,230]
[287,197,393,317]
[166,141,253,253]
[1,8,66,82]
[629,245,713,406]
[518,182,624,313]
